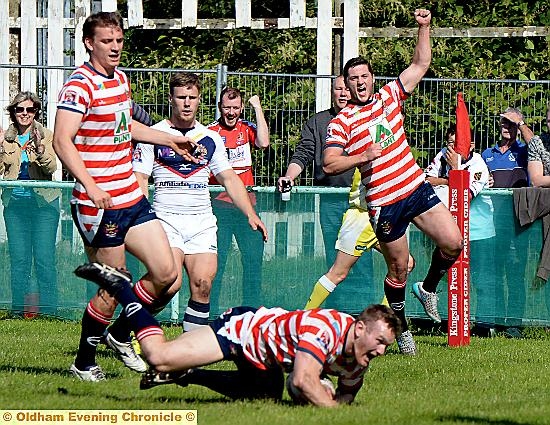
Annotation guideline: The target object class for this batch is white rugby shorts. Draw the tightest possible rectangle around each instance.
[156,211,218,254]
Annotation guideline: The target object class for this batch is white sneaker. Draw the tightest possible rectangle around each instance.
[105,333,147,373]
[396,330,418,356]
[70,363,106,382]
[412,281,441,323]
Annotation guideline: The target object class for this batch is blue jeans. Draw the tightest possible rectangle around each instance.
[3,195,60,315]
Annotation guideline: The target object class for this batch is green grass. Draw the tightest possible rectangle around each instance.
[1,316,550,425]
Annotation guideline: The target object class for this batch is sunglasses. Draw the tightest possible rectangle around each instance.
[15,106,38,114]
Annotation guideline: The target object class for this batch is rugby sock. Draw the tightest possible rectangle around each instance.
[182,299,210,332]
[74,302,112,370]
[422,248,459,293]
[186,368,284,400]
[107,280,162,342]
[304,275,336,309]
[384,276,408,331]
[108,280,170,342]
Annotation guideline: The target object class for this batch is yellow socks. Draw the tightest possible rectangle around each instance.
[304,275,336,309]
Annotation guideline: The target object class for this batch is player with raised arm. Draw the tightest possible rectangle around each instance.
[323,9,462,354]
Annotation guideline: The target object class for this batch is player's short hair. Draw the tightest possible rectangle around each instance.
[356,304,402,337]
[343,57,374,80]
[82,12,123,51]
[7,91,42,123]
[220,87,243,104]
[332,75,345,87]
[169,72,202,95]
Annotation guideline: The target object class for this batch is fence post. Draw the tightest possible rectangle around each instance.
[214,64,228,121]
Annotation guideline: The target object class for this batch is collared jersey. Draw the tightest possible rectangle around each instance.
[57,62,141,209]
[481,141,528,188]
[132,120,231,215]
[216,306,367,389]
[207,119,257,186]
[425,149,489,198]
[326,79,425,207]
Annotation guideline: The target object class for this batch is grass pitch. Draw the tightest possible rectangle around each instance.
[1,316,549,425]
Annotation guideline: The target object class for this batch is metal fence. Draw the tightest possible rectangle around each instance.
[2,63,550,185]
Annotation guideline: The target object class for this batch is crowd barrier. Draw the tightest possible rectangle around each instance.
[1,181,549,327]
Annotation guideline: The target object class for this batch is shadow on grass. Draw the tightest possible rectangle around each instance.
[438,415,530,425]
[0,364,123,380]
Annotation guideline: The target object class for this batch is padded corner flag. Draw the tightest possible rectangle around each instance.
[454,92,471,159]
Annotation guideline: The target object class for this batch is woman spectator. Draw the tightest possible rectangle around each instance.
[0,91,59,316]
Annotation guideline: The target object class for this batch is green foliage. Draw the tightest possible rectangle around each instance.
[122,0,550,78]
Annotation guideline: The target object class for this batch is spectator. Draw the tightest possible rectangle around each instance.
[208,88,269,309]
[527,103,550,188]
[53,11,198,381]
[278,75,353,268]
[481,108,533,337]
[521,102,550,308]
[0,91,60,317]
[75,260,401,408]
[132,72,267,332]
[481,107,533,188]
[425,125,496,336]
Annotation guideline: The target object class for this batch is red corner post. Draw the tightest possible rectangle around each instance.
[448,169,470,346]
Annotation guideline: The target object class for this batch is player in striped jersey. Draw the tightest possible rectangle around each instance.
[323,9,463,354]
[53,12,199,381]
[74,261,402,407]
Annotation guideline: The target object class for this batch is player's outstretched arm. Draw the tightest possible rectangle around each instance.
[399,8,432,94]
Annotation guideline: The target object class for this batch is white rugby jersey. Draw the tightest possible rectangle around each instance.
[132,120,231,215]
[425,150,489,199]
[57,63,142,208]
[216,307,367,389]
[326,79,425,207]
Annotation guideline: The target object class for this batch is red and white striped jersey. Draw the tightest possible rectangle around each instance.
[326,79,425,207]
[207,119,257,186]
[217,306,367,388]
[57,63,142,209]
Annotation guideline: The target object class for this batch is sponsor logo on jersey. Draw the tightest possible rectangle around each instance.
[114,110,131,144]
